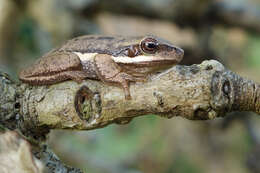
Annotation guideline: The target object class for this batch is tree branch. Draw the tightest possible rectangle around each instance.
[1,60,259,135]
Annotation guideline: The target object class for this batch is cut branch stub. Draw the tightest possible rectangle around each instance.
[211,70,260,115]
[18,60,260,132]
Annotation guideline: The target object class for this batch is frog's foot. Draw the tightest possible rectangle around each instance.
[121,80,131,100]
[130,76,147,83]
[19,71,87,85]
[63,71,87,84]
[109,73,132,100]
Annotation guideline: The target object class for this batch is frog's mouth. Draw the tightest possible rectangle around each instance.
[116,60,179,67]
[112,55,182,67]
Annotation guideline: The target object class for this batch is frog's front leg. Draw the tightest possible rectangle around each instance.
[109,72,147,99]
[94,54,146,99]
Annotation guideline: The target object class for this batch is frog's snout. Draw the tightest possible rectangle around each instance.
[173,47,184,62]
[174,47,184,57]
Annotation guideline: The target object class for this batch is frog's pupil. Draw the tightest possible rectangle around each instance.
[146,42,156,49]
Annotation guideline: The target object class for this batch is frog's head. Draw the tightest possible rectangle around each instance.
[113,35,184,67]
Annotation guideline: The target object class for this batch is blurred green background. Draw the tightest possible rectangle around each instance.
[0,0,260,173]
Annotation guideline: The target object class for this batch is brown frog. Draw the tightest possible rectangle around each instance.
[19,35,184,99]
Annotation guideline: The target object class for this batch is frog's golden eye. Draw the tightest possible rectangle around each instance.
[141,38,158,54]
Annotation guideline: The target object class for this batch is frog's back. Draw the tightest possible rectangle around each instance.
[57,35,142,55]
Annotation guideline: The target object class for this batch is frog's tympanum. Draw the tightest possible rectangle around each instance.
[19,35,184,99]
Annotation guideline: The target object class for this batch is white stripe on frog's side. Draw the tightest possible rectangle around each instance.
[74,52,166,65]
[73,52,98,62]
[111,55,159,64]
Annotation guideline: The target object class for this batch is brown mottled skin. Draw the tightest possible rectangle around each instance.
[19,35,184,99]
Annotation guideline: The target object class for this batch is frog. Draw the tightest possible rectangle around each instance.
[19,35,184,99]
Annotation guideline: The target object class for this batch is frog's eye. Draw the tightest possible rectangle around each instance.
[141,38,158,54]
